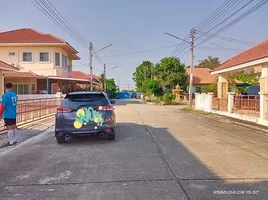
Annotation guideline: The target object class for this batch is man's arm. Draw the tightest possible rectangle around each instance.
[0,95,8,118]
[0,104,6,117]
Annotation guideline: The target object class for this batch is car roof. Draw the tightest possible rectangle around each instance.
[245,86,260,94]
[67,91,106,95]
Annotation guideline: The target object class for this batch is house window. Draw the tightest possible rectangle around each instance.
[23,85,29,94]
[32,84,36,93]
[55,53,60,66]
[9,52,16,56]
[62,54,67,68]
[40,52,49,62]
[22,52,32,62]
[15,84,29,94]
[68,64,72,73]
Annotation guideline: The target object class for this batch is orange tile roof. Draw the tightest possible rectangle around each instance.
[0,28,64,43]
[3,71,38,78]
[213,40,268,72]
[186,68,217,85]
[72,71,99,81]
[0,60,19,71]
[0,28,80,57]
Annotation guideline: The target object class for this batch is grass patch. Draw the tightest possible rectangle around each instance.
[182,107,216,116]
[183,107,199,113]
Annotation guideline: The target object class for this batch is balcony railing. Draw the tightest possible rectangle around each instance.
[0,98,63,132]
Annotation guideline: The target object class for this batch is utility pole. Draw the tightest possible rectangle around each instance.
[189,28,195,107]
[89,42,93,91]
[104,63,106,92]
[118,77,120,92]
[128,84,130,92]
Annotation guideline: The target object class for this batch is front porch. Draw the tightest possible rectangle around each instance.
[37,76,101,94]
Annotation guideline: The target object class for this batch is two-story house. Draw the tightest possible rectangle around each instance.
[0,28,99,94]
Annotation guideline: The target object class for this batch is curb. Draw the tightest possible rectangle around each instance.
[0,117,55,149]
[184,109,268,136]
[0,124,54,154]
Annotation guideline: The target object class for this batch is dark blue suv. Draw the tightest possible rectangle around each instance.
[55,92,116,144]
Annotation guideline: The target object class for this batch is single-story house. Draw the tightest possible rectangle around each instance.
[186,68,217,93]
[211,39,268,123]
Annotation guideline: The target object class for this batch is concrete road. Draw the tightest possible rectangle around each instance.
[0,99,268,200]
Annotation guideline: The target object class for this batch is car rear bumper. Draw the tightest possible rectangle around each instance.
[55,126,115,138]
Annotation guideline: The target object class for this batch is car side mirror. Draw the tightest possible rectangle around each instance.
[110,99,116,105]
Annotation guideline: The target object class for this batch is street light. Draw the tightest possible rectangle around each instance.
[94,44,112,53]
[107,65,119,71]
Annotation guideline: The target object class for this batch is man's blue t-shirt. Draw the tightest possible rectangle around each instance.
[1,91,18,119]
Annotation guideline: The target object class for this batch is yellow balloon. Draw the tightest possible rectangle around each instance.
[94,117,98,123]
[76,109,85,117]
[74,121,83,129]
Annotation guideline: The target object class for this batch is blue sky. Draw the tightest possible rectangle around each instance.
[1,0,267,90]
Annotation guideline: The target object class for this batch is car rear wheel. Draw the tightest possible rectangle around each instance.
[56,136,66,144]
[108,134,115,140]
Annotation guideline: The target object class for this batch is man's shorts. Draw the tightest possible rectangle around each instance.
[4,118,16,126]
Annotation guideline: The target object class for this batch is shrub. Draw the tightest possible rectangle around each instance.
[163,92,176,105]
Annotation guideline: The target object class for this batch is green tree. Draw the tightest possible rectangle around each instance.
[133,61,154,91]
[154,57,187,91]
[197,56,220,70]
[106,78,118,98]
[141,79,162,97]
[227,68,259,88]
[99,73,105,89]
[203,79,218,96]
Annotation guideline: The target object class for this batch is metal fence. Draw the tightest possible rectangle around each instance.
[233,95,260,117]
[0,98,62,132]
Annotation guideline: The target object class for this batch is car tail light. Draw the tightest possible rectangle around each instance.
[106,128,113,133]
[57,107,73,113]
[101,104,114,111]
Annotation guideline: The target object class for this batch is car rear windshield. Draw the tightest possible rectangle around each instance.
[62,94,109,109]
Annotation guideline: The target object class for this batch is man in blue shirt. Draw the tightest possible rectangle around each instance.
[0,83,18,146]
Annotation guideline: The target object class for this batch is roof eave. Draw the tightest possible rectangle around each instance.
[0,66,18,72]
[211,57,268,75]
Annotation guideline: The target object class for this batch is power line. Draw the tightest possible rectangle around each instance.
[196,31,256,46]
[178,41,244,60]
[196,0,244,33]
[31,0,89,48]
[195,0,254,41]
[175,0,268,58]
[196,0,268,47]
[173,0,257,57]
[195,0,235,30]
[93,52,104,65]
[31,0,113,80]
[99,44,183,58]
[204,41,243,52]
[45,0,89,44]
[74,62,103,72]
[172,0,238,57]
